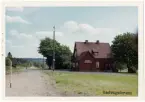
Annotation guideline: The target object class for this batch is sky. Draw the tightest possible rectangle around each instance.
[5,6,138,58]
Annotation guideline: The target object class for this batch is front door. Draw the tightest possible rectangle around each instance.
[104,64,112,72]
[83,60,92,71]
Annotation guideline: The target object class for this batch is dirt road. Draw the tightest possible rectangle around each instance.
[6,68,60,96]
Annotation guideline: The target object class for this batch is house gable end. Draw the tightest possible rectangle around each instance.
[79,51,95,62]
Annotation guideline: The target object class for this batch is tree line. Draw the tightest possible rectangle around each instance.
[5,52,46,69]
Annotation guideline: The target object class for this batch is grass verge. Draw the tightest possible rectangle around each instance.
[6,66,25,75]
[44,71,138,96]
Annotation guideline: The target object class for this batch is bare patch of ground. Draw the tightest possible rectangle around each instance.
[6,69,61,96]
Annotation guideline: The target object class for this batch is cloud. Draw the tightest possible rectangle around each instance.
[6,16,31,24]
[35,31,63,39]
[6,30,42,58]
[6,40,12,44]
[62,21,79,33]
[6,21,119,58]
[9,30,63,42]
[6,7,24,12]
[9,30,18,36]
[6,29,65,58]
[58,21,119,52]
[6,40,12,47]
[11,45,24,48]
[8,29,64,50]
[79,24,96,35]
[8,30,38,47]
[9,30,33,39]
[61,21,115,35]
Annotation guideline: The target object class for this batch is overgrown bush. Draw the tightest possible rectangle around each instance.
[111,32,138,73]
[128,66,137,73]
[115,62,127,72]
[6,57,12,66]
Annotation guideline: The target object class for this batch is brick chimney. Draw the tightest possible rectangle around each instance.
[84,40,88,44]
[96,40,99,44]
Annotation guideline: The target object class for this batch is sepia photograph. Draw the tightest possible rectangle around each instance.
[4,4,139,97]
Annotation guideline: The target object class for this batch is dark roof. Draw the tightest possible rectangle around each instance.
[79,51,94,60]
[75,41,112,59]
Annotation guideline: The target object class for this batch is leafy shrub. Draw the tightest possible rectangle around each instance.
[6,57,12,66]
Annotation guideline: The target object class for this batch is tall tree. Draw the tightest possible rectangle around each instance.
[38,37,61,68]
[111,32,138,73]
[38,37,72,69]
[7,52,12,59]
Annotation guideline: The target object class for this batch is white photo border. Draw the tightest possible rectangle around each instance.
[0,0,144,102]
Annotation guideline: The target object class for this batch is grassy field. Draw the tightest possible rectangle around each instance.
[44,71,138,96]
[6,66,25,75]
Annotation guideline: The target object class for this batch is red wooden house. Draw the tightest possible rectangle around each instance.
[72,40,114,72]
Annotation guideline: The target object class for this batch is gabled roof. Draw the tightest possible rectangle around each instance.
[75,41,112,59]
[79,51,95,60]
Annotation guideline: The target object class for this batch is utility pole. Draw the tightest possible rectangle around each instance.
[10,60,12,88]
[52,26,55,71]
[43,56,45,70]
[70,54,72,71]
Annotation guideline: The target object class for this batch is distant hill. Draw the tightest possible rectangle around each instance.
[22,58,45,63]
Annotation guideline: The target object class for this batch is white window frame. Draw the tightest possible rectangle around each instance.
[72,63,75,67]
[84,60,92,63]
[96,61,99,68]
[96,52,99,56]
[76,62,78,66]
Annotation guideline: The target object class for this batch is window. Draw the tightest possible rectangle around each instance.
[76,62,78,66]
[84,60,92,63]
[96,61,99,68]
[72,63,75,67]
[96,52,99,56]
